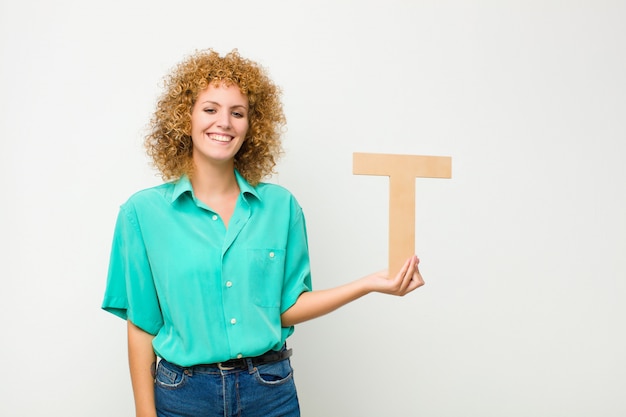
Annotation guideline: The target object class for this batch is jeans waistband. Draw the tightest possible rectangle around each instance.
[163,346,293,373]
[211,348,292,371]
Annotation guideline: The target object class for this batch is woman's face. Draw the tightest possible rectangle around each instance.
[190,83,249,168]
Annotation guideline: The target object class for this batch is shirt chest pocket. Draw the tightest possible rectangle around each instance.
[246,248,286,308]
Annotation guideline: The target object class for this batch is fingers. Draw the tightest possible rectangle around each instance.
[371,255,424,296]
[396,256,414,292]
[397,255,424,295]
[402,255,419,293]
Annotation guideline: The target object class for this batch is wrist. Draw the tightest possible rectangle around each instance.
[357,274,377,295]
[135,407,157,417]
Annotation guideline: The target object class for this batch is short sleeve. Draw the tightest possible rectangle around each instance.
[280,206,313,315]
[101,204,163,335]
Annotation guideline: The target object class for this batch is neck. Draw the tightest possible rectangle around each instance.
[190,160,239,198]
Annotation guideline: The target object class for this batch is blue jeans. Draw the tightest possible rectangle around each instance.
[154,355,300,417]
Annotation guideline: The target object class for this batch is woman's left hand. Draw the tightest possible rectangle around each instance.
[364,255,425,296]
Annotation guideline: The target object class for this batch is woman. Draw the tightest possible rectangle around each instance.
[102,49,424,417]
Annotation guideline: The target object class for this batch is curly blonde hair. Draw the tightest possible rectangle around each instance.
[145,49,285,186]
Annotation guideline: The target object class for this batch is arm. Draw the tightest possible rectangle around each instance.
[127,321,157,417]
[281,255,424,327]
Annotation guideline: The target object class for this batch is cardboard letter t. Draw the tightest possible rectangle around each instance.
[353,152,452,277]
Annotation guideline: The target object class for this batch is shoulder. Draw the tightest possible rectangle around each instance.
[253,182,308,231]
[255,182,301,206]
[121,182,176,212]
[253,182,306,224]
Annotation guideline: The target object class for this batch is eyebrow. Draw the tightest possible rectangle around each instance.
[200,100,248,110]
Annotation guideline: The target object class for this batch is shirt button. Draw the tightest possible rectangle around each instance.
[212,214,218,221]
[236,353,243,359]
[269,252,275,258]
[230,318,237,325]
[226,281,233,288]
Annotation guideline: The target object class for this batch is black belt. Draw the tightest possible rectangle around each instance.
[211,348,292,371]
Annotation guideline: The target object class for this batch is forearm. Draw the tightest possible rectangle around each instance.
[127,321,157,417]
[281,255,424,327]
[281,277,371,327]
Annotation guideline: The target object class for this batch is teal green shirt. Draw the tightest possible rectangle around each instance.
[102,171,312,366]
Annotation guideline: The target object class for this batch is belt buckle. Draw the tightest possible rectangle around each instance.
[217,362,236,371]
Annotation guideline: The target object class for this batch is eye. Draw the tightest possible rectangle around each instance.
[232,111,246,118]
[203,108,216,114]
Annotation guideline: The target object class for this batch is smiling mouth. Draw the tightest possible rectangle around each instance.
[208,133,233,142]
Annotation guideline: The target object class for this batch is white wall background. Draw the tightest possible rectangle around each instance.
[1,1,625,416]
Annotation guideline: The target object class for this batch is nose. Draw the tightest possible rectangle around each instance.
[217,110,231,130]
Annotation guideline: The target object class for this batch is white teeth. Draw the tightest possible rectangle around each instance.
[208,134,232,142]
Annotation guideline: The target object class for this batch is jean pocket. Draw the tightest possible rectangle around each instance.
[155,360,188,390]
[253,359,294,386]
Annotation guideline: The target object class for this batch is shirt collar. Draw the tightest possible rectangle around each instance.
[234,169,260,201]
[170,170,260,204]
